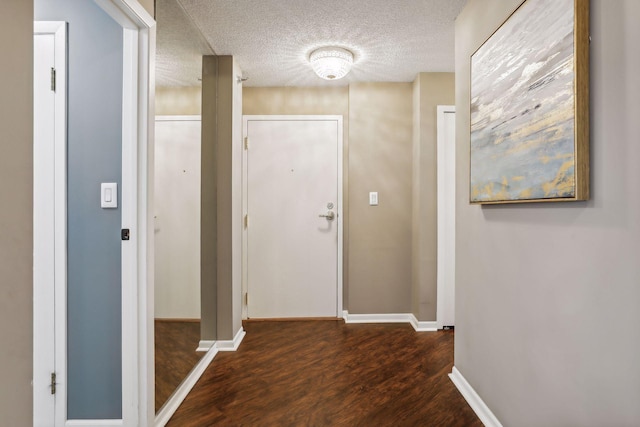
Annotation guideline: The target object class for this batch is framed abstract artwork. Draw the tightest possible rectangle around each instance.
[470,0,589,204]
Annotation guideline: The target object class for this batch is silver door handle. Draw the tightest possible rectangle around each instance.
[319,211,335,220]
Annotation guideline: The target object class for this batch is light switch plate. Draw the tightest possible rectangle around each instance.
[369,192,378,206]
[101,183,118,208]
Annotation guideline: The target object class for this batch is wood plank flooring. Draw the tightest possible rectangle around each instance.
[155,319,204,412]
[168,320,481,426]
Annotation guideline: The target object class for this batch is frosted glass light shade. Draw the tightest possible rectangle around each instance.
[309,47,354,80]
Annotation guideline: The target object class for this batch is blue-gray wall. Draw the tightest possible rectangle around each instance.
[35,0,123,419]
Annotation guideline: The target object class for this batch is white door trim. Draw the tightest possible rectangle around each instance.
[436,105,456,330]
[92,2,155,426]
[33,20,67,427]
[241,115,344,319]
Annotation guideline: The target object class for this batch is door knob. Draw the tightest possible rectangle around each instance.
[319,211,335,220]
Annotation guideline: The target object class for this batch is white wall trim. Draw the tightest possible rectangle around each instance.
[65,421,123,427]
[409,317,438,332]
[93,2,155,426]
[217,327,246,351]
[449,366,504,427]
[343,311,438,332]
[33,20,68,427]
[154,345,220,427]
[196,340,216,352]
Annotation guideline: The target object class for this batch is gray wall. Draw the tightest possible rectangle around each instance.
[35,0,124,419]
[0,1,33,425]
[455,1,640,425]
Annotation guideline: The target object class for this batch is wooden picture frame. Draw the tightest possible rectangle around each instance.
[470,0,589,204]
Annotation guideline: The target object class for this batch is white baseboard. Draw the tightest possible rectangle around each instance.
[217,327,246,351]
[449,366,503,427]
[155,345,220,427]
[66,421,123,427]
[196,340,215,352]
[409,316,438,332]
[155,327,246,426]
[342,311,438,332]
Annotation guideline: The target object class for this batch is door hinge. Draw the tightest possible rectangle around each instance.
[245,292,248,305]
[50,68,56,92]
[244,214,248,229]
[50,372,57,395]
[244,137,249,150]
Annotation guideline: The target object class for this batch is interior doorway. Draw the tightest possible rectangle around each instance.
[437,105,456,329]
[33,21,67,427]
[242,116,343,319]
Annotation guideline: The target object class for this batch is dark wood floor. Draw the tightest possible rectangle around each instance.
[167,320,481,426]
[155,319,204,412]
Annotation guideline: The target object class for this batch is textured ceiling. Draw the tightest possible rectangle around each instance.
[155,0,213,86]
[156,0,467,87]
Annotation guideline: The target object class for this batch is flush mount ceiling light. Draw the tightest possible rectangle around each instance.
[309,47,354,80]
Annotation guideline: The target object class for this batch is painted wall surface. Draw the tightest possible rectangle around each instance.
[243,86,350,307]
[348,83,413,314]
[455,1,640,425]
[201,56,244,341]
[216,56,243,340]
[0,1,33,425]
[412,73,455,321]
[154,119,201,319]
[139,0,155,16]
[35,0,124,419]
[156,86,202,115]
[201,56,218,341]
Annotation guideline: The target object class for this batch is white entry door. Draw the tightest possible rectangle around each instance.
[244,116,343,319]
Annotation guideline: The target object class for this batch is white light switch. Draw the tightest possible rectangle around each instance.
[101,183,118,208]
[369,192,379,206]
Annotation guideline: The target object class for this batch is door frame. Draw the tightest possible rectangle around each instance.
[436,105,456,330]
[241,115,344,319]
[92,1,155,425]
[33,20,67,426]
[33,3,155,425]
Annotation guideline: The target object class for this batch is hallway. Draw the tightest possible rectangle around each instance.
[168,321,481,426]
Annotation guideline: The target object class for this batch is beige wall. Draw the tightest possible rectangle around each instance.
[348,83,414,313]
[412,73,455,321]
[201,56,244,341]
[243,87,349,116]
[200,56,218,341]
[139,0,154,17]
[455,1,640,425]
[215,56,243,340]
[0,0,33,424]
[156,86,202,116]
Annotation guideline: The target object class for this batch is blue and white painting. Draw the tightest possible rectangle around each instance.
[470,0,576,203]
